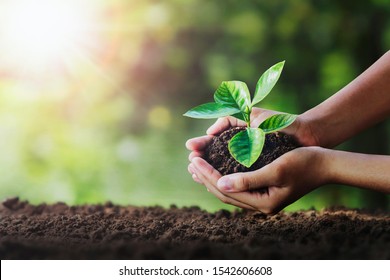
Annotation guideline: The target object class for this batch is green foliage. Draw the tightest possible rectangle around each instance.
[184,61,296,167]
[228,128,265,168]
[213,81,251,113]
[259,113,297,133]
[183,103,240,119]
[1,0,389,212]
[252,61,285,106]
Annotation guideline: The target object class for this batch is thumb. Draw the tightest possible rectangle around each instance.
[217,166,276,193]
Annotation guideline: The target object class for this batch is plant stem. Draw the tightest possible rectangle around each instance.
[244,113,251,127]
[245,107,251,127]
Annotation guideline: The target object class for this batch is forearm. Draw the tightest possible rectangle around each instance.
[323,148,390,194]
[301,51,390,148]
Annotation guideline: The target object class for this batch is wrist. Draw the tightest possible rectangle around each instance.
[307,146,335,186]
[316,148,341,185]
[293,115,321,147]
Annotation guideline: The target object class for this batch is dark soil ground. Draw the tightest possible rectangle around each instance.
[0,197,389,260]
[204,127,300,175]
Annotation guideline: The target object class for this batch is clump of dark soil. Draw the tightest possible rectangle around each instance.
[204,127,300,175]
[1,197,389,260]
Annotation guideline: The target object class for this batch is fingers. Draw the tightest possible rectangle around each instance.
[192,173,203,184]
[188,164,203,184]
[216,174,287,215]
[251,108,301,139]
[185,135,213,151]
[206,117,245,135]
[191,157,257,210]
[205,109,283,136]
[189,151,202,161]
[250,108,279,127]
[234,184,293,215]
[189,157,285,213]
[217,164,277,193]
[214,163,289,214]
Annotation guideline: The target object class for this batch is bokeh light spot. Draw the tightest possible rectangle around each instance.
[148,106,172,130]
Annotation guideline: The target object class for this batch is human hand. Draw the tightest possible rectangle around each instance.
[185,108,274,182]
[188,146,330,214]
[186,108,319,182]
[186,107,319,155]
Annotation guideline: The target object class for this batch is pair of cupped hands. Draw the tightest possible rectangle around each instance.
[186,108,328,214]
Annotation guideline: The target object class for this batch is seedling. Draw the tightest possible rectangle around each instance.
[184,61,296,168]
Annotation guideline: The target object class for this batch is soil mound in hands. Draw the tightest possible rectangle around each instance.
[204,127,300,175]
[1,198,389,259]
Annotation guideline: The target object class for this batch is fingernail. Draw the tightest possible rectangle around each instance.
[217,177,233,192]
[185,139,191,150]
[206,126,215,135]
[192,173,202,184]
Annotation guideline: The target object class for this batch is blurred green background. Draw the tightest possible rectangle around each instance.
[0,0,389,212]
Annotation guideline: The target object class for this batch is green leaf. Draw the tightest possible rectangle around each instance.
[214,81,251,112]
[228,128,265,168]
[183,102,241,119]
[259,113,297,133]
[232,112,246,121]
[252,61,285,107]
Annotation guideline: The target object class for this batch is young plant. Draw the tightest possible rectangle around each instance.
[184,61,297,168]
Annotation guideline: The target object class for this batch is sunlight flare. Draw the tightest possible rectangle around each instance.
[0,0,97,74]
